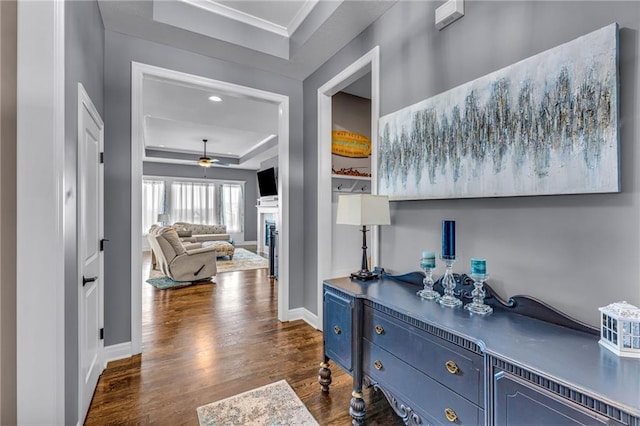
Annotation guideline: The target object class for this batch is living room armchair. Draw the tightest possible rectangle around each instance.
[147,225,217,282]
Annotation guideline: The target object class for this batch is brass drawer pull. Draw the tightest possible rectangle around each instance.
[444,408,458,422]
[334,325,341,334]
[374,360,383,370]
[445,360,459,374]
[375,325,384,335]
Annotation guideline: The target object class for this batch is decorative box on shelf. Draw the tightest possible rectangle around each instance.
[599,301,640,358]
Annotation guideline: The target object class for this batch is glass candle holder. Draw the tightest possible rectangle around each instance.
[417,261,440,300]
[438,257,462,307]
[465,274,493,315]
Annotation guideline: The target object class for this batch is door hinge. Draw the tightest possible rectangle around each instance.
[99,152,104,164]
[100,238,109,251]
[99,328,104,340]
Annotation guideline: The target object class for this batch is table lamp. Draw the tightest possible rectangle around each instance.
[157,213,170,226]
[336,194,390,281]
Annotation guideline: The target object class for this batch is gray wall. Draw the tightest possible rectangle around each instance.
[143,162,259,240]
[0,1,16,423]
[259,156,279,172]
[104,30,304,346]
[64,0,104,424]
[304,1,640,326]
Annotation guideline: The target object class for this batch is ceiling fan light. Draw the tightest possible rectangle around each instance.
[198,157,212,167]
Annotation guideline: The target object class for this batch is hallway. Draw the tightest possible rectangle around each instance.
[84,258,402,425]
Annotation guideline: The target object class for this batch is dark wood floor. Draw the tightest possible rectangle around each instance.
[84,256,403,425]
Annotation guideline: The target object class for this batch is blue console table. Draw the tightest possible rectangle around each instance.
[318,274,640,425]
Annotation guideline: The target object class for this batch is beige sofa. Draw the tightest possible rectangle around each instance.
[147,225,217,282]
[172,222,232,243]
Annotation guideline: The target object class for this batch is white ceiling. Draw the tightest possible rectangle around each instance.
[142,76,279,169]
[102,0,394,169]
[98,0,396,79]
[215,0,306,27]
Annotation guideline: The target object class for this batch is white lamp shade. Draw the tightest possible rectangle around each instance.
[157,213,170,223]
[336,194,391,226]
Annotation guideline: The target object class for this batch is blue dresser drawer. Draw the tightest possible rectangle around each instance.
[363,306,484,406]
[364,339,484,425]
[324,290,353,371]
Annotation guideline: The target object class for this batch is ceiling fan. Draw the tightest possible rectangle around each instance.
[198,139,215,167]
[198,139,230,168]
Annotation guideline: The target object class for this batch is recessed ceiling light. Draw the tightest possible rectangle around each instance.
[208,95,222,102]
[159,144,165,147]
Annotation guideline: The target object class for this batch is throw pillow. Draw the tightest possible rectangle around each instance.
[177,230,192,237]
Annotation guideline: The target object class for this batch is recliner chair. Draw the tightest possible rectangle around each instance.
[147,225,217,282]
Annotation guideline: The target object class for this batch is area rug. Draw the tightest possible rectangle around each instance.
[216,248,269,273]
[146,248,267,288]
[146,275,212,290]
[197,380,318,426]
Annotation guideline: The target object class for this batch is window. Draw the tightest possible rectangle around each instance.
[170,182,218,224]
[142,179,165,235]
[170,180,244,233]
[221,183,244,233]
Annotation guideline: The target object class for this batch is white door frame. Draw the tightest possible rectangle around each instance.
[16,0,65,423]
[131,62,291,354]
[77,83,105,424]
[316,46,380,330]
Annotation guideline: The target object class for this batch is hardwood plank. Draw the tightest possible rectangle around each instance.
[84,254,403,425]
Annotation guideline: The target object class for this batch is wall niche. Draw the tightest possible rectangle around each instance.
[331,91,372,192]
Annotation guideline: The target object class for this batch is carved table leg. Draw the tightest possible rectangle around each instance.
[349,390,366,425]
[318,361,332,392]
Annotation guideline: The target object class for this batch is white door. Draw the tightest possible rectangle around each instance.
[78,83,104,423]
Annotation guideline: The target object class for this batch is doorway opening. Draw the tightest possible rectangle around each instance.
[316,47,380,330]
[131,63,290,354]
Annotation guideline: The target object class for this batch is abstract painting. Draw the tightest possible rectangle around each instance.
[378,23,619,200]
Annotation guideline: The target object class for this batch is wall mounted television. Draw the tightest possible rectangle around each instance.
[257,167,278,197]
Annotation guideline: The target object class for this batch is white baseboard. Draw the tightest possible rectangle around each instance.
[288,307,319,330]
[103,341,133,367]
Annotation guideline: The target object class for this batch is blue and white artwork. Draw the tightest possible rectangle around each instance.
[378,23,619,200]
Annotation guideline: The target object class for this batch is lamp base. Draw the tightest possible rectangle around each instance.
[350,270,380,281]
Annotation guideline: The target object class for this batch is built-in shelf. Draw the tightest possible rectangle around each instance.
[332,174,371,180]
[332,174,371,193]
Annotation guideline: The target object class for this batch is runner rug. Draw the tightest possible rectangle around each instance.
[196,380,318,426]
